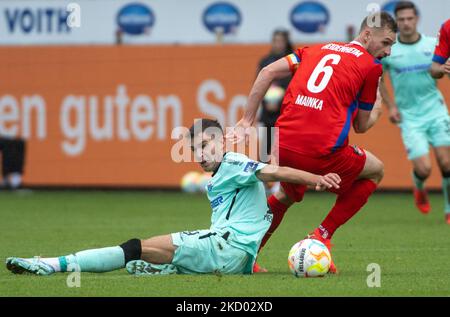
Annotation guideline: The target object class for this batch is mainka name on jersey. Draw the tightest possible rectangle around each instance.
[295,94,323,111]
[322,43,363,58]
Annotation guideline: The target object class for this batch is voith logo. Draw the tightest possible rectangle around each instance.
[290,1,329,34]
[117,3,155,35]
[202,2,241,34]
[4,7,70,34]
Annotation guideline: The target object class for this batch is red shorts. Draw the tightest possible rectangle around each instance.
[276,145,367,201]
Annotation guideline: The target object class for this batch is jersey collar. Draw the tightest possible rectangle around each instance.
[350,40,364,47]
[397,33,421,45]
[211,152,227,177]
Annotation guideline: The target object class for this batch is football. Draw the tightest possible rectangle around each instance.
[180,171,202,193]
[288,239,331,277]
[263,85,285,104]
[197,173,212,193]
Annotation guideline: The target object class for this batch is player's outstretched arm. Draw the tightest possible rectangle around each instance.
[242,58,291,126]
[227,58,291,144]
[256,165,341,191]
[430,60,450,79]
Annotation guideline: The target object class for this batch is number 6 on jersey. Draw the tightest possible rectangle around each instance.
[307,54,341,94]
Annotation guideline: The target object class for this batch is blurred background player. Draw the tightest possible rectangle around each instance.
[229,12,396,273]
[257,29,294,157]
[0,136,26,190]
[379,2,450,223]
[430,18,450,79]
[6,119,340,276]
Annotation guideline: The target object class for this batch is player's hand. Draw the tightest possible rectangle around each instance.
[443,59,450,75]
[314,173,341,191]
[225,118,253,145]
[388,107,401,124]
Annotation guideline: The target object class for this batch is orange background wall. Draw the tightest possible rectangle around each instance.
[0,45,449,189]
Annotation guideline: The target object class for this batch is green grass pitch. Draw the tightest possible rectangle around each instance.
[1,190,449,297]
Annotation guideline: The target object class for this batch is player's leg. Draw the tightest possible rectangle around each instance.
[255,174,307,272]
[6,238,142,275]
[309,147,381,273]
[140,235,177,263]
[254,159,307,272]
[259,146,308,251]
[400,120,432,213]
[126,234,178,275]
[259,186,294,250]
[433,146,450,223]
[411,155,432,213]
[317,148,382,240]
[0,138,26,189]
[356,149,384,183]
[129,230,250,275]
[429,114,450,223]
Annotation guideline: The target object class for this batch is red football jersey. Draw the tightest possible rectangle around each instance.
[433,19,450,64]
[276,41,382,157]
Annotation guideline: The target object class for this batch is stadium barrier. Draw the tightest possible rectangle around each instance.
[0,44,449,189]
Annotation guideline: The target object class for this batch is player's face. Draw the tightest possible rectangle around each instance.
[272,34,287,55]
[191,131,224,172]
[396,9,418,37]
[366,27,396,59]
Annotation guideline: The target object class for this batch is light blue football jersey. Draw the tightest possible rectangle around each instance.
[382,34,448,122]
[205,152,272,258]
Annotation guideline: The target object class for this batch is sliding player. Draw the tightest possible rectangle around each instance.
[6,119,340,276]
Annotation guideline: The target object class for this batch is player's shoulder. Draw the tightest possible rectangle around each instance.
[223,152,261,172]
[443,19,450,31]
[435,20,450,41]
[361,51,382,71]
[421,34,437,46]
[296,43,319,55]
[223,152,250,166]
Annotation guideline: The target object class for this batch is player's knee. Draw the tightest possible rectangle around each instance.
[377,163,385,183]
[438,158,450,175]
[372,159,385,183]
[274,188,294,206]
[414,165,431,179]
[119,238,142,263]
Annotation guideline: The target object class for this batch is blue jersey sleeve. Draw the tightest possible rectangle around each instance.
[221,152,267,187]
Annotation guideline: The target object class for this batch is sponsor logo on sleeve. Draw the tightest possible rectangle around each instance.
[244,161,259,172]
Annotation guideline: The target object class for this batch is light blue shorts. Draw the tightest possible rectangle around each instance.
[170,229,252,275]
[400,115,450,160]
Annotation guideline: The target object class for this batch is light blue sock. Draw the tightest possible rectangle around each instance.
[412,171,425,190]
[443,177,450,214]
[59,246,125,272]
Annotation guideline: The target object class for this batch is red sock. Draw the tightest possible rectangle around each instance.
[259,195,289,250]
[319,179,377,239]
